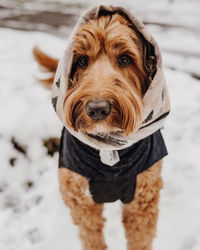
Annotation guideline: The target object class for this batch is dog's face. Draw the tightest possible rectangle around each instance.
[63,14,156,139]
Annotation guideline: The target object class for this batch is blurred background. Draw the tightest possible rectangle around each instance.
[0,0,200,250]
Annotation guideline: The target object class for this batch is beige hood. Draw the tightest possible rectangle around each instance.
[51,5,170,165]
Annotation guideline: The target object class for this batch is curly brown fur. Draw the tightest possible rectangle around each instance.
[58,161,162,250]
[122,160,163,250]
[64,14,145,136]
[58,168,107,250]
[34,13,162,250]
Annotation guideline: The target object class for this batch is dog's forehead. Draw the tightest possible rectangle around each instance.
[72,14,140,57]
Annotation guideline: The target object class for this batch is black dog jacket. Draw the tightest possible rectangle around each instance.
[59,128,167,204]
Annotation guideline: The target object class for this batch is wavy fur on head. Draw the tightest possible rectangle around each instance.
[64,14,147,136]
[33,14,157,136]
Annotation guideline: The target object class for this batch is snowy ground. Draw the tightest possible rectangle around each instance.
[0,1,200,250]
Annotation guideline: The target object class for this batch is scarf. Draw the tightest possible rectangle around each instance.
[51,5,170,166]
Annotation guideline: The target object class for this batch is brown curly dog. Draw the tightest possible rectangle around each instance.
[34,13,164,250]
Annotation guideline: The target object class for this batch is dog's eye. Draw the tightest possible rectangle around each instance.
[118,55,132,66]
[78,56,88,68]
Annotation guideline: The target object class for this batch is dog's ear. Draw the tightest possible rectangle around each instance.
[141,39,157,94]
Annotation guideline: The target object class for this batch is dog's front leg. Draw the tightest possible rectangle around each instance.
[58,168,107,250]
[122,161,163,250]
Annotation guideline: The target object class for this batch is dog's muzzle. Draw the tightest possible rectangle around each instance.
[85,99,111,120]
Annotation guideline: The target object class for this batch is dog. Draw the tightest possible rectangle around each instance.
[34,5,170,250]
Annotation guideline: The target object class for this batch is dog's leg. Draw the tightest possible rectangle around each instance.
[58,168,107,250]
[122,161,163,250]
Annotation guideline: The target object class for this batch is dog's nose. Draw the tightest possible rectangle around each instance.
[85,100,111,120]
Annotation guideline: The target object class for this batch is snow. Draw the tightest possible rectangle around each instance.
[0,1,200,250]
